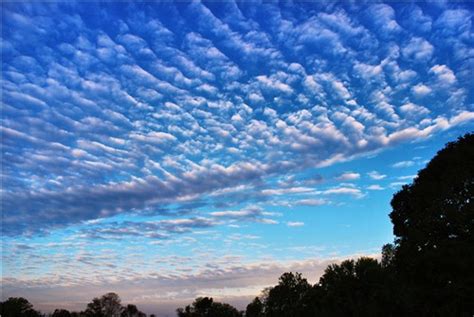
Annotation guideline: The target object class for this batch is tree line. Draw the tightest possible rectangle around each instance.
[2,133,473,316]
[0,293,150,317]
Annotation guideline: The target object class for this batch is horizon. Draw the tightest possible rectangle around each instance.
[1,1,473,316]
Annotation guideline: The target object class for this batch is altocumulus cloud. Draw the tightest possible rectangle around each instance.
[2,2,473,236]
[2,2,474,315]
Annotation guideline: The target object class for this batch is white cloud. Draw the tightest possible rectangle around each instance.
[399,102,430,117]
[430,64,457,85]
[287,221,304,227]
[412,83,432,97]
[368,4,402,34]
[209,207,278,225]
[295,199,327,206]
[322,186,364,198]
[2,1,473,241]
[261,187,314,196]
[367,171,386,180]
[367,184,384,191]
[389,181,408,188]
[260,218,279,225]
[449,111,474,126]
[336,172,360,181]
[397,175,417,181]
[256,75,293,95]
[402,37,434,61]
[392,160,415,168]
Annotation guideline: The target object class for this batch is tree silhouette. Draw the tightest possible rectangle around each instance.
[389,133,474,315]
[121,304,146,317]
[0,297,41,317]
[245,297,264,317]
[84,297,104,317]
[316,258,394,316]
[84,293,123,317]
[52,309,72,317]
[176,297,242,317]
[263,272,311,317]
[380,243,396,268]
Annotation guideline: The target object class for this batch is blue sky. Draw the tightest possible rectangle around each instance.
[1,1,473,315]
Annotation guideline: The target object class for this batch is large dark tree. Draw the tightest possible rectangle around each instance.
[84,297,104,317]
[389,133,474,315]
[84,293,123,317]
[245,297,264,317]
[176,297,242,317]
[0,297,42,317]
[313,257,398,316]
[263,272,311,317]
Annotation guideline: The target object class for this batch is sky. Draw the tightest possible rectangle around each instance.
[1,1,473,316]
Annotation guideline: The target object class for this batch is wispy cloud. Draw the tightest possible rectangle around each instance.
[367,171,387,180]
[322,186,364,198]
[392,160,415,168]
[367,185,385,191]
[294,199,328,206]
[287,221,305,227]
[336,172,360,181]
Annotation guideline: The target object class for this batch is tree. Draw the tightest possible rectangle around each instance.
[121,304,146,317]
[0,297,42,317]
[313,257,399,317]
[52,309,72,317]
[84,297,103,317]
[176,297,242,317]
[239,133,473,316]
[84,293,123,317]
[263,272,311,317]
[389,133,474,315]
[101,293,122,317]
[245,297,264,317]
[381,243,396,268]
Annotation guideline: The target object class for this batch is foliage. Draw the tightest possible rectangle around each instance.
[262,272,311,317]
[121,304,146,317]
[245,297,264,317]
[389,133,474,315]
[380,243,396,268]
[176,297,242,317]
[52,309,72,317]
[84,293,122,317]
[0,297,42,317]
[315,257,398,316]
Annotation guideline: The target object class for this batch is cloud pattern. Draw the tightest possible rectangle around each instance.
[2,1,473,236]
[1,2,474,315]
